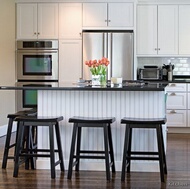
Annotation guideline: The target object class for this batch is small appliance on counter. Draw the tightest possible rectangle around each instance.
[162,63,175,81]
[138,65,163,81]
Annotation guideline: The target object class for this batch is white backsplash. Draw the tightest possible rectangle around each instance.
[138,57,190,76]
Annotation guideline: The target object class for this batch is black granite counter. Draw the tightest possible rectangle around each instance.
[0,81,167,91]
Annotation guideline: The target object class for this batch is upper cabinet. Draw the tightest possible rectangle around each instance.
[137,5,178,56]
[179,5,190,55]
[17,3,58,39]
[82,3,134,28]
[59,3,82,39]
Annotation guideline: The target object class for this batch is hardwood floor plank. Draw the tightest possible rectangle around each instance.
[0,133,190,188]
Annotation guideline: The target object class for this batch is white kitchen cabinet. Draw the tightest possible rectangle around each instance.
[137,5,178,55]
[59,3,82,39]
[166,110,187,127]
[166,83,187,92]
[59,40,82,83]
[82,3,133,27]
[17,3,58,39]
[179,5,190,55]
[166,83,187,127]
[167,92,187,110]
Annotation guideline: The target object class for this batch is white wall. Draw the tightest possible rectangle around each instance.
[0,0,16,132]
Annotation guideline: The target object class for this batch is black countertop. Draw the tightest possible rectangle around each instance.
[0,81,167,91]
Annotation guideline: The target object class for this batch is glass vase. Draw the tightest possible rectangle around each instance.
[100,74,107,86]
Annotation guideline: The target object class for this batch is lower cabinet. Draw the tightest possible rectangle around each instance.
[166,83,188,127]
[59,40,82,83]
[166,109,187,127]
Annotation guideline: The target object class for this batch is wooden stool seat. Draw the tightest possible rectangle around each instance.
[67,116,116,181]
[121,117,167,182]
[13,115,65,179]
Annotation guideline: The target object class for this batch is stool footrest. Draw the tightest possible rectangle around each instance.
[126,156,159,161]
[74,155,106,159]
[79,150,110,154]
[130,151,159,155]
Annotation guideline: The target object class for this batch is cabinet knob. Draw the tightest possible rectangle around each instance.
[155,48,157,50]
[34,32,37,35]
[158,48,160,50]
[105,20,108,22]
[38,32,40,35]
[108,20,111,22]
[79,32,82,36]
[170,110,176,114]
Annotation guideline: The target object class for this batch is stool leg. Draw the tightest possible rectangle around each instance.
[67,123,78,179]
[55,122,65,171]
[25,126,30,170]
[29,126,36,170]
[103,124,110,181]
[13,121,25,177]
[75,126,82,172]
[107,124,115,173]
[127,127,132,173]
[2,118,14,169]
[160,125,167,174]
[121,124,130,181]
[156,125,165,182]
[49,124,56,179]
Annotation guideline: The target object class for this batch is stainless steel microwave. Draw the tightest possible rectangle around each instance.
[138,68,162,80]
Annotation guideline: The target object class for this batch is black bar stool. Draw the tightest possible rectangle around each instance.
[121,117,167,182]
[67,116,116,181]
[2,109,37,169]
[13,115,65,179]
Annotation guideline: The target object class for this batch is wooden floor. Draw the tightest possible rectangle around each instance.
[0,133,190,189]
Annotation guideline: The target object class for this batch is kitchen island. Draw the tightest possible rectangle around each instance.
[0,81,167,172]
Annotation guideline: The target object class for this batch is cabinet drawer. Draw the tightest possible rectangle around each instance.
[166,92,187,109]
[166,110,187,127]
[166,83,187,92]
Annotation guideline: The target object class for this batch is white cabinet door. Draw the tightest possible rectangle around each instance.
[167,110,187,127]
[108,3,133,27]
[59,40,82,83]
[59,3,82,39]
[166,83,187,92]
[179,5,190,55]
[137,5,178,55]
[38,3,58,39]
[17,3,58,39]
[137,5,157,55]
[83,3,134,28]
[83,3,107,27]
[158,5,178,55]
[167,92,187,109]
[17,3,37,39]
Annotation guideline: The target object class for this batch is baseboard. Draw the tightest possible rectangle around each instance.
[36,160,159,172]
[0,123,17,137]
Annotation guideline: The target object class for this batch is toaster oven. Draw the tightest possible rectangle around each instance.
[138,68,163,80]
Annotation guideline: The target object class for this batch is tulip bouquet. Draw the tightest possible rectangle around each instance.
[85,57,109,85]
[85,57,109,75]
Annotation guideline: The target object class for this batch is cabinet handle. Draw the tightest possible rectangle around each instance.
[158,48,160,50]
[155,48,157,50]
[38,32,40,35]
[170,92,176,96]
[170,83,176,87]
[34,32,37,35]
[108,20,111,22]
[79,32,81,36]
[105,20,107,22]
[170,110,176,114]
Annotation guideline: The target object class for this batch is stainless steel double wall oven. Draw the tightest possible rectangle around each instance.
[16,40,58,111]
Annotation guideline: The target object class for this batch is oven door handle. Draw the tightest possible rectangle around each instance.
[17,50,58,54]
